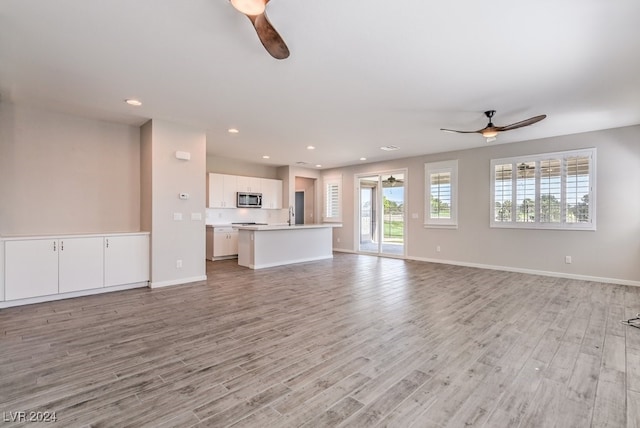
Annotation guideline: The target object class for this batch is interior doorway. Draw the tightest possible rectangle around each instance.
[357,171,406,257]
[295,191,305,225]
[294,176,316,224]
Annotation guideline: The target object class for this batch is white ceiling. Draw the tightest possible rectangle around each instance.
[2,0,639,169]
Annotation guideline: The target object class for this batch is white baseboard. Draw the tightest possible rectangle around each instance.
[0,281,149,309]
[332,248,355,253]
[249,255,333,270]
[406,256,640,287]
[150,275,207,289]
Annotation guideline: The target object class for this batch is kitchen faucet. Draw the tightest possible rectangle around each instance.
[288,206,295,226]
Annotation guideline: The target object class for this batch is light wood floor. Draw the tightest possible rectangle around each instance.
[1,253,640,427]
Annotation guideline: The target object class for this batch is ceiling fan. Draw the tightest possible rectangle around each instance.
[229,0,290,60]
[441,110,546,142]
[383,175,404,187]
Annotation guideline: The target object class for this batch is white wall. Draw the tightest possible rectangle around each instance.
[324,125,640,284]
[0,102,141,235]
[141,120,207,288]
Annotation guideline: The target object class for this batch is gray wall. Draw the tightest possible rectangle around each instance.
[207,155,279,179]
[0,102,141,236]
[142,120,207,288]
[324,125,640,284]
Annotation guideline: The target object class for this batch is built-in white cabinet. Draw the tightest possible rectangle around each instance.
[104,235,150,287]
[5,239,59,300]
[59,237,104,293]
[236,176,262,193]
[207,173,282,209]
[261,178,283,209]
[3,233,149,304]
[213,227,238,258]
[208,174,237,208]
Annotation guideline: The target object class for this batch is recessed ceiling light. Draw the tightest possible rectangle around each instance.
[380,145,399,151]
[125,99,142,106]
[315,164,322,168]
[307,145,315,150]
[262,155,270,159]
[228,128,239,134]
[360,157,367,161]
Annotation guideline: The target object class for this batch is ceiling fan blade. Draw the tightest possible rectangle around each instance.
[496,114,546,132]
[247,11,289,60]
[440,128,482,134]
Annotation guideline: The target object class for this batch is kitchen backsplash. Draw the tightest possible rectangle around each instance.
[206,208,289,225]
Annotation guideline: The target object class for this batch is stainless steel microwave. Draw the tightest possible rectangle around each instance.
[237,192,262,208]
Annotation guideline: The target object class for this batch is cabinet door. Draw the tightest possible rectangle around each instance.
[104,235,150,287]
[262,179,282,209]
[237,176,261,193]
[59,237,104,293]
[208,173,225,208]
[229,231,239,255]
[222,175,237,207]
[213,230,227,257]
[206,227,214,260]
[5,239,58,300]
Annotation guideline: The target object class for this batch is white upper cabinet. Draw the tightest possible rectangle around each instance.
[236,176,262,193]
[261,178,283,209]
[208,174,281,209]
[208,173,237,208]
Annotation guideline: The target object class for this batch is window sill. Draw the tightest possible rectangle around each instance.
[424,224,458,230]
[490,223,596,231]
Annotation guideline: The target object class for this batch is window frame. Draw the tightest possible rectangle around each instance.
[322,175,342,223]
[425,160,458,229]
[490,148,596,231]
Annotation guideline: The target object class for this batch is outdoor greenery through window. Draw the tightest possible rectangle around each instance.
[425,160,458,228]
[491,148,595,230]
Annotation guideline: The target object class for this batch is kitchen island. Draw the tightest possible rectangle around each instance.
[234,224,341,269]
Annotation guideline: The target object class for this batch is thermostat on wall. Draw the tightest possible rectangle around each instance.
[175,151,191,161]
[179,193,189,200]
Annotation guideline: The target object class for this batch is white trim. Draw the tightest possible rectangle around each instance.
[150,275,207,289]
[322,175,343,222]
[490,148,596,230]
[0,281,149,309]
[354,169,408,258]
[246,255,333,270]
[425,159,458,228]
[406,256,640,287]
[332,247,356,253]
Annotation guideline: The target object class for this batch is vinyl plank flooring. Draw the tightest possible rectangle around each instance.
[0,253,634,427]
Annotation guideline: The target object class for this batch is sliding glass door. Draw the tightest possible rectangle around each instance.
[357,171,406,257]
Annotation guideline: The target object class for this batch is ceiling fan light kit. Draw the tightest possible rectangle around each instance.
[230,0,290,60]
[441,110,547,142]
[230,0,265,15]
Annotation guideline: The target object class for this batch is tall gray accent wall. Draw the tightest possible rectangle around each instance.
[323,125,640,284]
[140,120,207,288]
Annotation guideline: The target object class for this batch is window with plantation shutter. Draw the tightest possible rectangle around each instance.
[490,148,596,230]
[323,175,342,222]
[425,160,458,228]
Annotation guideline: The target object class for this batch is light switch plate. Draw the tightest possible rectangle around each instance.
[173,212,183,221]
[191,212,202,221]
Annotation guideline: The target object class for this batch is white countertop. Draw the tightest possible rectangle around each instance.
[0,231,150,241]
[233,223,342,231]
